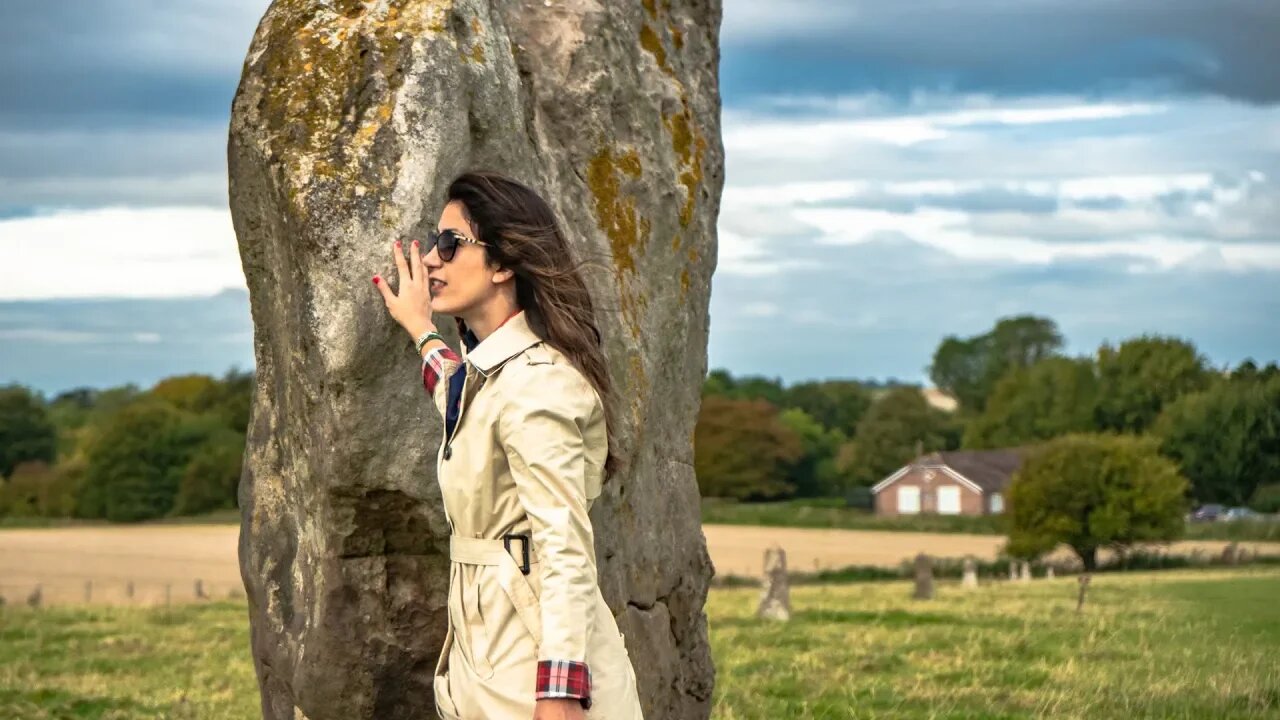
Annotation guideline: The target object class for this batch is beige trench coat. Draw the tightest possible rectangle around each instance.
[427,310,644,720]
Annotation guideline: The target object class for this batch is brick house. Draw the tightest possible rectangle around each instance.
[871,450,1023,516]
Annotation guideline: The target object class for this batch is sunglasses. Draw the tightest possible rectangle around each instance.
[424,228,488,262]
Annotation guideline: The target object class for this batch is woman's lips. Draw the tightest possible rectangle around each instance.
[429,279,447,293]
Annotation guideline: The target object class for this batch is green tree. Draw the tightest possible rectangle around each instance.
[0,460,76,518]
[1154,376,1280,505]
[150,374,221,412]
[782,380,873,437]
[777,408,846,497]
[836,387,956,487]
[1094,336,1210,433]
[0,384,57,479]
[964,357,1099,448]
[929,315,1063,413]
[1006,434,1188,570]
[172,426,245,515]
[694,396,802,501]
[80,400,226,522]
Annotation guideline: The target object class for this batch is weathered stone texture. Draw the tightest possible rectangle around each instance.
[228,1,722,718]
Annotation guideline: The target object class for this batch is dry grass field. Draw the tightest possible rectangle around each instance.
[2,523,1278,606]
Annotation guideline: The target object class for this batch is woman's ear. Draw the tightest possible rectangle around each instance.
[491,266,515,284]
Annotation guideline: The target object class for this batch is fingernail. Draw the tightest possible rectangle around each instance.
[412,239,419,246]
[395,240,402,247]
[372,276,380,284]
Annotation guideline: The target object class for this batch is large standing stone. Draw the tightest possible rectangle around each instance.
[228,2,723,719]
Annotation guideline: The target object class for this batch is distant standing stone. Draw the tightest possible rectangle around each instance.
[1009,561,1017,581]
[1046,566,1055,580]
[913,553,934,600]
[962,557,978,588]
[1019,560,1032,582]
[1221,542,1240,565]
[756,546,791,622]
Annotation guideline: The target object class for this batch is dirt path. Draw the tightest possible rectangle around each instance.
[2,523,1276,605]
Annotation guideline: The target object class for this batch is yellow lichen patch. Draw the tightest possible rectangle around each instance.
[663,100,707,227]
[254,0,453,205]
[586,147,647,276]
[670,24,684,50]
[642,0,657,19]
[470,16,482,34]
[639,24,672,76]
[680,268,691,297]
[671,234,681,251]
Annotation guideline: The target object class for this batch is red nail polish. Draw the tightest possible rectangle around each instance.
[372,276,380,284]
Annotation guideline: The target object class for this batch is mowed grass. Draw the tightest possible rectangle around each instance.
[710,568,1280,720]
[1,569,1277,719]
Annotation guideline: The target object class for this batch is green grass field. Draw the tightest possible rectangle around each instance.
[1,568,1277,719]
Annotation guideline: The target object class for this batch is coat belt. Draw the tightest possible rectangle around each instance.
[448,535,544,649]
[449,535,541,566]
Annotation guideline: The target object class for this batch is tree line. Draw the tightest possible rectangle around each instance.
[0,369,251,522]
[2,315,1278,524]
[695,315,1280,514]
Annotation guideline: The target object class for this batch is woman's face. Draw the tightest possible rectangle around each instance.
[423,200,504,316]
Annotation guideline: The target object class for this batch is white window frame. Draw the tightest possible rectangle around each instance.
[938,486,961,515]
[990,492,1005,514]
[898,486,921,514]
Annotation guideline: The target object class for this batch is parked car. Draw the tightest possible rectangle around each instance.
[1190,504,1226,522]
[1220,506,1261,522]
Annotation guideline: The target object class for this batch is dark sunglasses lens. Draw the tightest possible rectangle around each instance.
[438,230,461,261]
[425,230,459,261]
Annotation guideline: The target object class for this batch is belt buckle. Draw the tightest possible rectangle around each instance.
[503,533,531,575]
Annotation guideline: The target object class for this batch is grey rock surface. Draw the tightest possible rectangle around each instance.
[228,1,722,718]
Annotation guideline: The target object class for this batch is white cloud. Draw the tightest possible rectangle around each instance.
[740,302,780,318]
[723,100,1165,155]
[0,206,246,300]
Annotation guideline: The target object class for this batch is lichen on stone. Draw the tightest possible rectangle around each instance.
[252,0,453,206]
[662,99,706,227]
[639,24,672,77]
[586,146,646,276]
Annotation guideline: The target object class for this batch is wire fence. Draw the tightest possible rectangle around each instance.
[0,577,245,608]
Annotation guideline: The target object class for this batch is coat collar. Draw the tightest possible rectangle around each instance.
[461,309,543,376]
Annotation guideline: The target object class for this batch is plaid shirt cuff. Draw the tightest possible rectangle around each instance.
[535,659,592,709]
[421,346,461,394]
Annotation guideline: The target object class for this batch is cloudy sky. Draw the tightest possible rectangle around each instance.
[1,1,1278,396]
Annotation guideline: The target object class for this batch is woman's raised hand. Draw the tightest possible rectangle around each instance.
[372,238,435,340]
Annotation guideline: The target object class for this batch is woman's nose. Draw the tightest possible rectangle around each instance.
[423,243,442,268]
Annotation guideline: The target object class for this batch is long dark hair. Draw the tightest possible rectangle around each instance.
[445,170,620,480]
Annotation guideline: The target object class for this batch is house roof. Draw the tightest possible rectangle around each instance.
[871,449,1025,494]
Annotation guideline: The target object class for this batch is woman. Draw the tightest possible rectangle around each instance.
[372,170,644,720]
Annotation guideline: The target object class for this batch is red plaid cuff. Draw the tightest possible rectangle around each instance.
[535,659,592,709]
[421,346,461,394]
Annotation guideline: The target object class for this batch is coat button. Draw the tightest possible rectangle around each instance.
[443,445,452,460]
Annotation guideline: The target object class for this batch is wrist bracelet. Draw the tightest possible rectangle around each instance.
[414,330,445,355]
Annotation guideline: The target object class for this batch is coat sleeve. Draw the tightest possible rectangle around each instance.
[497,361,601,708]
[421,345,461,417]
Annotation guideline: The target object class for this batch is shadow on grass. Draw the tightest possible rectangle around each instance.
[0,687,157,718]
